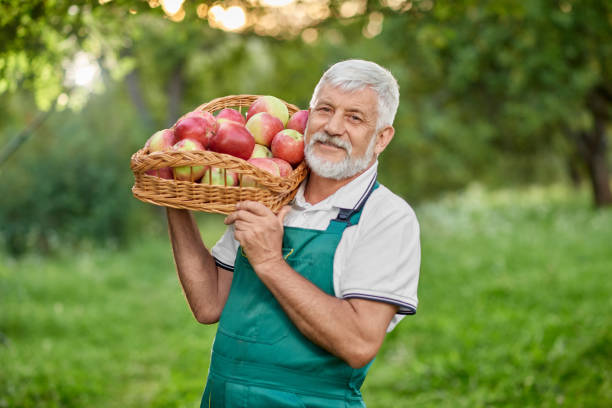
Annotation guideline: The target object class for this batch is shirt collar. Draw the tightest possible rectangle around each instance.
[293,161,378,211]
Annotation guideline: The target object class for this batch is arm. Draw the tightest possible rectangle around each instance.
[256,259,397,368]
[166,208,233,324]
[225,201,397,368]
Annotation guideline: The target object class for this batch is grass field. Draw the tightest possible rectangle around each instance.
[1,185,611,407]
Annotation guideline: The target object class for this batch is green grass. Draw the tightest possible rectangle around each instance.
[1,186,611,407]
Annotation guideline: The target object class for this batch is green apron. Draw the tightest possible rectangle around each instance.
[202,180,379,408]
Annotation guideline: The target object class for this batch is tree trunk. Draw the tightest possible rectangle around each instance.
[576,86,612,207]
[166,64,184,128]
[124,69,155,132]
[581,131,611,207]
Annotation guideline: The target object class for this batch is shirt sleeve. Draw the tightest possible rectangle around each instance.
[211,225,240,271]
[339,197,421,331]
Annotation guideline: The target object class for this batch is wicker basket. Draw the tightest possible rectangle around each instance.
[130,95,308,214]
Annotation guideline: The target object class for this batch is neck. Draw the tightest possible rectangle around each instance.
[304,162,375,205]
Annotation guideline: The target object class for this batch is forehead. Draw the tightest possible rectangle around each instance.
[315,85,378,114]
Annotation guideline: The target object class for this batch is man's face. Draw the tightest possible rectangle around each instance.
[304,85,380,180]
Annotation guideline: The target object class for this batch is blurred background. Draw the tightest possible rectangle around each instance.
[1,1,610,407]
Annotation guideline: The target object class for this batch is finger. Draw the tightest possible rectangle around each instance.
[225,209,258,225]
[224,212,236,225]
[237,201,272,217]
[277,205,291,224]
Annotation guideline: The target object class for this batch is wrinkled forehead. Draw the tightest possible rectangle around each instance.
[312,84,379,114]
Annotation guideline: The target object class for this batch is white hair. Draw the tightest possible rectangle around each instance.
[309,59,400,131]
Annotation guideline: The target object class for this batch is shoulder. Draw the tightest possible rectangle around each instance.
[361,183,419,230]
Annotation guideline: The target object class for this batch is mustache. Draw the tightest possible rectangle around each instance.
[308,132,352,153]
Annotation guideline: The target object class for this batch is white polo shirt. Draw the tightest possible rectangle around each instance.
[212,162,421,331]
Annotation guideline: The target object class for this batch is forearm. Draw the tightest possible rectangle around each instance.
[166,208,228,323]
[254,259,387,368]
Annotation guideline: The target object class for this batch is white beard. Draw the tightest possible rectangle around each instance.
[304,131,377,180]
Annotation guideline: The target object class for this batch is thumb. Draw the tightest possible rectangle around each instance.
[277,205,291,224]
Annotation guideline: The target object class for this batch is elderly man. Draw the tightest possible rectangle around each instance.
[166,59,420,407]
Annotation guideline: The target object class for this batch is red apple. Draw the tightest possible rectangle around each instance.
[144,129,176,179]
[246,112,284,147]
[250,144,273,159]
[271,158,293,178]
[201,167,239,186]
[271,129,304,165]
[216,108,246,126]
[242,158,280,187]
[145,167,174,180]
[246,95,289,126]
[286,110,309,135]
[171,139,207,182]
[145,128,176,152]
[208,121,255,160]
[174,111,217,147]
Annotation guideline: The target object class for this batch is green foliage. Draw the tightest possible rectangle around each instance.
[1,0,610,256]
[1,187,610,406]
[366,184,612,406]
[0,84,149,256]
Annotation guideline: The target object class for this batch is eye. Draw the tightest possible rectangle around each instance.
[349,114,363,123]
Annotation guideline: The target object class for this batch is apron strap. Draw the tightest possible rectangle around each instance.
[333,175,379,227]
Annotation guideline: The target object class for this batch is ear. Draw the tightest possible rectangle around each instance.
[374,125,395,155]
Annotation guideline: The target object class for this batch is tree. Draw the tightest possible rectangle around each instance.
[1,0,609,207]
[378,0,611,205]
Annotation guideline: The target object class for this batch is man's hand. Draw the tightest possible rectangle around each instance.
[224,201,291,269]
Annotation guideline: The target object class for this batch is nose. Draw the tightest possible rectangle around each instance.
[324,111,345,137]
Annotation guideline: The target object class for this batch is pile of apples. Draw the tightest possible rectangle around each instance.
[143,95,308,186]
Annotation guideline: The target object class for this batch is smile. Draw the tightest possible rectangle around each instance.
[315,141,347,152]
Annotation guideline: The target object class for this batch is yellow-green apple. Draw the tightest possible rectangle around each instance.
[246,112,284,147]
[250,144,273,159]
[201,167,239,186]
[145,128,176,152]
[271,158,293,177]
[145,128,176,179]
[271,129,304,165]
[246,96,289,126]
[216,108,246,126]
[208,121,255,160]
[286,110,309,135]
[242,158,281,187]
[172,139,207,182]
[174,110,217,147]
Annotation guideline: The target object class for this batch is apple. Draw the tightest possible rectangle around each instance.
[171,139,207,182]
[201,167,239,186]
[146,167,174,180]
[246,112,284,147]
[145,128,176,152]
[246,96,289,126]
[174,111,217,147]
[271,129,304,165]
[286,110,309,135]
[242,158,280,187]
[271,158,293,178]
[208,121,255,160]
[216,108,246,126]
[250,144,273,159]
[144,129,176,179]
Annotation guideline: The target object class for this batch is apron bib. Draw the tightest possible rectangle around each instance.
[203,180,379,408]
